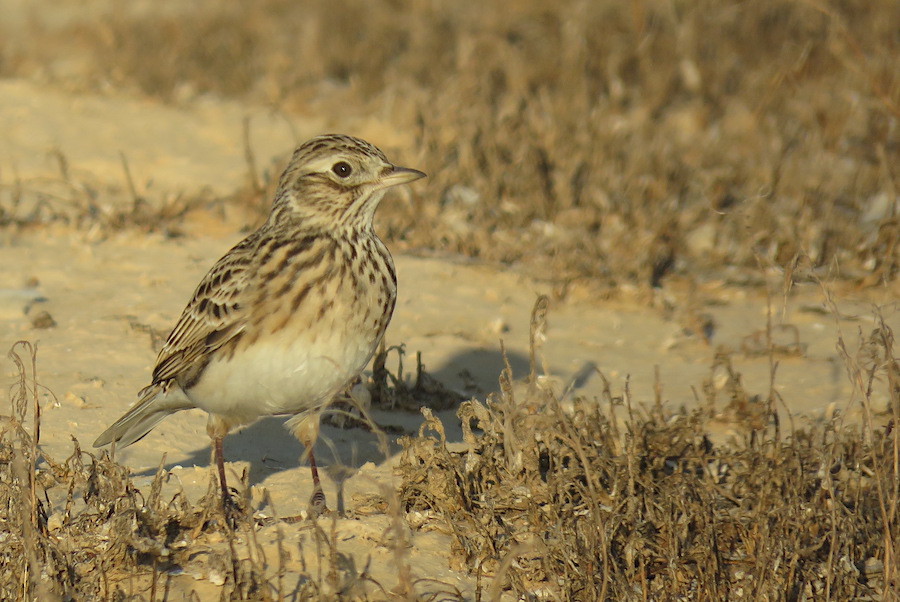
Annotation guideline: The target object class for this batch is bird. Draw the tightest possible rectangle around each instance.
[94,134,425,517]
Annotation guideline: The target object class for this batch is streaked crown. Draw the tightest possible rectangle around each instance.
[268,134,425,230]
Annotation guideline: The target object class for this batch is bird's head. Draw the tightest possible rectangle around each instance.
[270,134,425,231]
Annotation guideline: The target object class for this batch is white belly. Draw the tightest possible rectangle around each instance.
[185,329,375,422]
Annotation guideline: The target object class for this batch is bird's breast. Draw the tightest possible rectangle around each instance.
[186,233,396,418]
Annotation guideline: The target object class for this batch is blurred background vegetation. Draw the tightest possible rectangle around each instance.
[1,0,897,289]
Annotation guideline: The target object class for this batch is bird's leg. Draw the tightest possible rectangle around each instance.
[288,412,328,516]
[213,435,232,507]
[306,446,327,514]
[207,415,241,524]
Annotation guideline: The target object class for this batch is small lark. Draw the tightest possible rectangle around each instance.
[94,134,425,514]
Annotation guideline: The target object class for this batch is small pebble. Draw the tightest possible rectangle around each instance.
[30,310,56,329]
[64,392,87,408]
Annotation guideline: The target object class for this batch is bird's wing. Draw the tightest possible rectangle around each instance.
[150,237,258,385]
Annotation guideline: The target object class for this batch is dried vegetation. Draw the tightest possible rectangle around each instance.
[2,301,899,599]
[398,318,900,599]
[1,342,430,600]
[395,297,899,599]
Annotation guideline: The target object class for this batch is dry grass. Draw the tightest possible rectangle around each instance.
[1,0,897,289]
[396,300,899,600]
[2,304,898,599]
[1,341,431,600]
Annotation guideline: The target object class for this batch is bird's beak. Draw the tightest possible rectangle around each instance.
[380,165,427,188]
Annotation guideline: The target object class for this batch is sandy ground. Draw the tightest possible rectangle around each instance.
[2,78,899,597]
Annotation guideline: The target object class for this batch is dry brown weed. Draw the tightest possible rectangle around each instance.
[397,304,899,600]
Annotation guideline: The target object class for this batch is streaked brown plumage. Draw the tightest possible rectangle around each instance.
[94,134,425,515]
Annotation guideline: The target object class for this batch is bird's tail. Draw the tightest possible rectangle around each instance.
[93,383,192,449]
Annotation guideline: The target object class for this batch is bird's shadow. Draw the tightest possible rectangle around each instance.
[129,345,598,491]
[133,405,465,488]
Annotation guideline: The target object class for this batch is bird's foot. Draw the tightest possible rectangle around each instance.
[218,489,247,529]
[281,486,329,524]
[308,484,328,517]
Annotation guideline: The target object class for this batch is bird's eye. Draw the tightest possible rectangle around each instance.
[332,161,353,178]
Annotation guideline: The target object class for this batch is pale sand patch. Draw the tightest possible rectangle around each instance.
[0,78,321,197]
